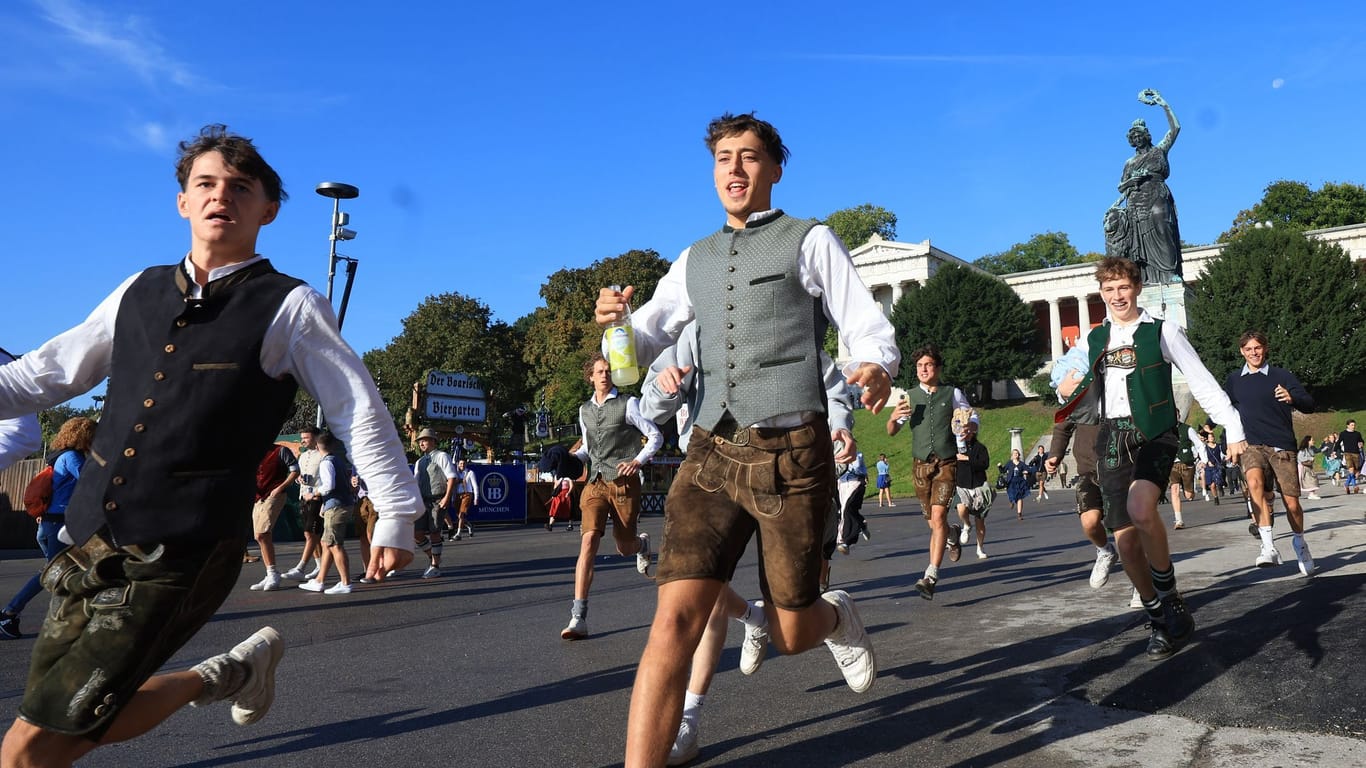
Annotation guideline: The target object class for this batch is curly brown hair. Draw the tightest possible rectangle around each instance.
[51,417,97,453]
[704,112,790,166]
[583,352,608,380]
[1094,256,1141,286]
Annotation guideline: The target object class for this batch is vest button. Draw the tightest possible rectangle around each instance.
[727,363,735,369]
[727,343,734,350]
[728,381,736,388]
[143,399,155,408]
[175,319,187,328]
[153,371,166,381]
[164,344,176,353]
[725,323,733,329]
[133,423,145,432]
[94,705,108,717]
[727,266,735,273]
[729,249,738,256]
[104,501,118,511]
[112,476,125,486]
[726,304,734,311]
[123,448,136,458]
[727,285,733,291]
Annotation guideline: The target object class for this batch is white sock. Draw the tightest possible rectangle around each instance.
[925,564,940,580]
[265,566,278,576]
[1292,532,1305,547]
[1259,526,1275,549]
[1095,545,1109,556]
[683,690,704,722]
[739,600,766,628]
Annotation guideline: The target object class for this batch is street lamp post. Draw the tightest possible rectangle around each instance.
[314,182,360,427]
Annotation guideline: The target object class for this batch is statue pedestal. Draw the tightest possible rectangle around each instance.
[1139,281,1196,418]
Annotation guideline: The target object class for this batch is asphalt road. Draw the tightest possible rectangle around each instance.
[1,483,1363,767]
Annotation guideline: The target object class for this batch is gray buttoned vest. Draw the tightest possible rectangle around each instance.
[415,451,452,500]
[580,394,641,482]
[686,212,828,430]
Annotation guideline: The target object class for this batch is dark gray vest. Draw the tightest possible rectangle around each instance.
[68,261,303,546]
[580,394,641,482]
[687,213,827,430]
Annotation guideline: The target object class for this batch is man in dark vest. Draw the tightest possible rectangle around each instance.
[595,112,898,766]
[0,124,419,767]
[886,343,975,598]
[1057,257,1245,661]
[561,353,663,640]
[413,427,456,578]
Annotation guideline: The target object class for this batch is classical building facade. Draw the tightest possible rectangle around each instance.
[848,223,1366,397]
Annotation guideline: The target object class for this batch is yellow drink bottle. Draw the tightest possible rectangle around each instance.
[605,284,639,387]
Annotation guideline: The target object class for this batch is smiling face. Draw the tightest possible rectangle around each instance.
[914,355,941,387]
[712,130,782,228]
[1240,338,1267,371]
[1100,276,1141,323]
[177,151,278,261]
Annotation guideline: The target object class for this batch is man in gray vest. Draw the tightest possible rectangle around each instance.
[595,112,898,767]
[0,125,419,767]
[561,353,663,640]
[413,427,457,578]
[886,343,975,600]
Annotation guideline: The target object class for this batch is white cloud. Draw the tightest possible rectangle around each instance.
[132,121,171,151]
[34,0,200,89]
[1271,78,1285,89]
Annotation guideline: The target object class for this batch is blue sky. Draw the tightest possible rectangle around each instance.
[3,1,1364,407]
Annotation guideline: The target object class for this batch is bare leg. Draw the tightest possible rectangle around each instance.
[926,505,948,569]
[1168,484,1184,526]
[1125,480,1170,572]
[1283,496,1306,535]
[625,579,723,768]
[574,532,603,600]
[330,544,351,586]
[1079,509,1108,549]
[2,669,205,767]
[256,532,276,570]
[1113,525,1154,599]
[1245,468,1274,527]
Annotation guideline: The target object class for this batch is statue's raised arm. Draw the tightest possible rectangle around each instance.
[1140,89,1180,152]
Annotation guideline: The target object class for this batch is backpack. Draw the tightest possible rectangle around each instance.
[22,465,55,518]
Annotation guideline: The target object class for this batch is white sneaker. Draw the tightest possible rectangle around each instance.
[1291,537,1318,577]
[298,580,323,593]
[421,566,441,579]
[280,567,306,580]
[958,526,971,546]
[1129,588,1143,610]
[1256,545,1283,568]
[1089,546,1117,589]
[821,589,876,693]
[249,573,282,591]
[667,717,700,766]
[976,548,988,559]
[1307,493,1322,500]
[304,566,321,580]
[560,614,588,640]
[323,582,353,595]
[636,533,652,576]
[739,612,769,675]
[227,627,284,725]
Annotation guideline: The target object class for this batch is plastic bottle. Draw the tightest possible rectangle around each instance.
[604,285,639,387]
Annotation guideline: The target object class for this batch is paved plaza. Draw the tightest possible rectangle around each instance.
[1,486,1363,767]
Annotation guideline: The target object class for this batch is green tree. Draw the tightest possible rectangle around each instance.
[362,292,531,433]
[1221,180,1366,240]
[521,249,672,422]
[823,204,897,250]
[889,265,1040,402]
[1188,226,1366,388]
[975,231,1090,276]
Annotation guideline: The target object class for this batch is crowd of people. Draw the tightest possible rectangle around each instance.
[0,114,1360,768]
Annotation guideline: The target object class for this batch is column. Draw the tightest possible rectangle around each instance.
[1049,297,1064,360]
[1075,293,1092,331]
[890,282,904,310]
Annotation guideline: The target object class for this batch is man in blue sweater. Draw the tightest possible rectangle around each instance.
[1223,331,1317,576]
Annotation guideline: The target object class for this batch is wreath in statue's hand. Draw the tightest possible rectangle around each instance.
[1137,89,1161,105]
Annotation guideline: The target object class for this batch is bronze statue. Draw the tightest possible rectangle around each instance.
[1106,89,1183,284]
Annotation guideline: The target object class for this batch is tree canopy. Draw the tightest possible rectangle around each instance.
[520,249,672,422]
[362,292,531,434]
[889,265,1040,401]
[1221,180,1366,241]
[1188,226,1366,389]
[974,231,1094,275]
[823,204,897,251]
